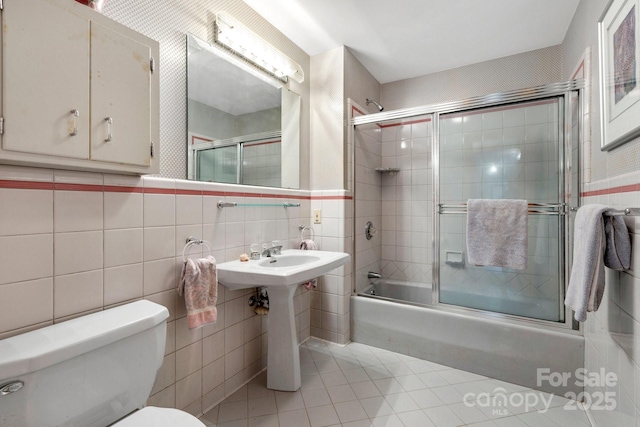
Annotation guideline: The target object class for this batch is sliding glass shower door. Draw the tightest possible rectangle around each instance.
[436,97,567,322]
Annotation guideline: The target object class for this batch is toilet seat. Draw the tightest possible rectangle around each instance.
[112,406,206,427]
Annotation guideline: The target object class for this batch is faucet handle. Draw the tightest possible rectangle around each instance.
[262,243,272,257]
[250,244,261,260]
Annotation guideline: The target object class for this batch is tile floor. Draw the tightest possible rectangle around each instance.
[199,338,591,427]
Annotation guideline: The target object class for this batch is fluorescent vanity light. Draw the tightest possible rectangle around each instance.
[214,11,304,84]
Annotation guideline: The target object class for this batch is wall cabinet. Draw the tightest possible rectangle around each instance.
[0,0,160,174]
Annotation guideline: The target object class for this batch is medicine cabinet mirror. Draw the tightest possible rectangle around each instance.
[186,33,300,189]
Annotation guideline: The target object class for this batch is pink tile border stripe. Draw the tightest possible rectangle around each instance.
[244,140,281,147]
[14,176,634,201]
[0,179,54,190]
[581,184,640,198]
[53,183,104,192]
[0,179,353,200]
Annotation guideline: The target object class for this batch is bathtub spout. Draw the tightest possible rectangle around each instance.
[367,271,382,279]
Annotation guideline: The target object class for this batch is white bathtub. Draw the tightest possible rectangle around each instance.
[353,279,584,395]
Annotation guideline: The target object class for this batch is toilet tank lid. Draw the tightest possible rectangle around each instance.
[0,300,169,380]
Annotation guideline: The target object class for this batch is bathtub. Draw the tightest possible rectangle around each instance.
[353,279,584,395]
[361,279,560,320]
[361,279,432,305]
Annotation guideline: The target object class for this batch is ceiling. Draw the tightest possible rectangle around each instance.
[242,0,581,84]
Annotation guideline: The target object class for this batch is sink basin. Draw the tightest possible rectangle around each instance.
[217,249,349,290]
[259,254,320,268]
[216,249,350,392]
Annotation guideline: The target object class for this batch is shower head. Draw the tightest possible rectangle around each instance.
[366,98,384,112]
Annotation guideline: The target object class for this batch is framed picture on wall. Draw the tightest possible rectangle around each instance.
[599,0,640,151]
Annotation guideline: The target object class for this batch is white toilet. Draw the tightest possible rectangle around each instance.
[0,300,205,427]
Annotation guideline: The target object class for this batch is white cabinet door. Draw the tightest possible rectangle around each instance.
[2,0,90,159]
[90,22,151,166]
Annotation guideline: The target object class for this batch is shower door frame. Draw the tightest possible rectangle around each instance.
[351,79,584,331]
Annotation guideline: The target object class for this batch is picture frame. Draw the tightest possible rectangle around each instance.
[599,0,640,151]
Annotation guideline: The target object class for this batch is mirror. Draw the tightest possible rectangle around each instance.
[186,33,300,189]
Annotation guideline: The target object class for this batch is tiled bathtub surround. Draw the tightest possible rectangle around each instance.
[352,111,434,294]
[0,165,318,417]
[353,120,383,293]
[380,117,432,285]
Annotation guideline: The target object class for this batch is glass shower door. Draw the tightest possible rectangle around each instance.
[437,97,565,322]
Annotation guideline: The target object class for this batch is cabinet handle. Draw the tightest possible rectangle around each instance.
[70,109,79,136]
[104,117,113,142]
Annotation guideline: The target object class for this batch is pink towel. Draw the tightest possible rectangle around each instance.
[299,239,317,290]
[178,256,218,329]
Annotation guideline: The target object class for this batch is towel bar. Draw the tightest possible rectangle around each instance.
[217,201,300,209]
[603,208,640,216]
[438,202,563,216]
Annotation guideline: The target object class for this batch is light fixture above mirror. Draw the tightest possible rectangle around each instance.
[213,11,304,84]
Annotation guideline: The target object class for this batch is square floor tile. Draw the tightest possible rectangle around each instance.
[342,421,374,427]
[447,401,489,424]
[351,380,383,399]
[334,400,368,423]
[278,408,310,427]
[370,414,405,427]
[275,391,305,412]
[197,338,589,427]
[431,384,466,405]
[395,374,427,392]
[326,384,357,403]
[360,396,395,418]
[424,405,464,427]
[343,367,370,383]
[407,388,443,409]
[384,392,421,413]
[301,387,332,408]
[247,395,277,417]
[320,370,348,387]
[374,377,405,394]
[247,413,279,427]
[417,372,449,388]
[218,400,248,423]
[306,404,340,427]
[396,410,437,427]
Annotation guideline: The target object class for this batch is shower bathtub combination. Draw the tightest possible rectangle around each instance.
[349,80,584,395]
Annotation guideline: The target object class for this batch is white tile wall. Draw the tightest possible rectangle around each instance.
[0,165,313,418]
[308,190,353,345]
[581,171,640,426]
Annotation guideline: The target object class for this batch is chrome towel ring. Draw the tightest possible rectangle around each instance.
[298,225,315,241]
[182,236,212,262]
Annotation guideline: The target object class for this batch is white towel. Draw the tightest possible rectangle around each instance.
[565,204,632,322]
[299,239,318,289]
[604,214,632,270]
[466,199,528,270]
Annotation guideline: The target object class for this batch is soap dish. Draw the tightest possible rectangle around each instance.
[374,167,401,175]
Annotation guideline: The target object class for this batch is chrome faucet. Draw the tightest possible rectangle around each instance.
[262,245,282,257]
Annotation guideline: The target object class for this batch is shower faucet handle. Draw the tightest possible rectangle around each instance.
[365,221,377,240]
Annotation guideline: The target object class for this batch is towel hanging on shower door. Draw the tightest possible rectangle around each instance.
[466,199,528,270]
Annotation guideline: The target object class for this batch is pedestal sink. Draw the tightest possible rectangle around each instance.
[216,249,349,391]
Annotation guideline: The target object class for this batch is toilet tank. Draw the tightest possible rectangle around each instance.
[0,300,169,427]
